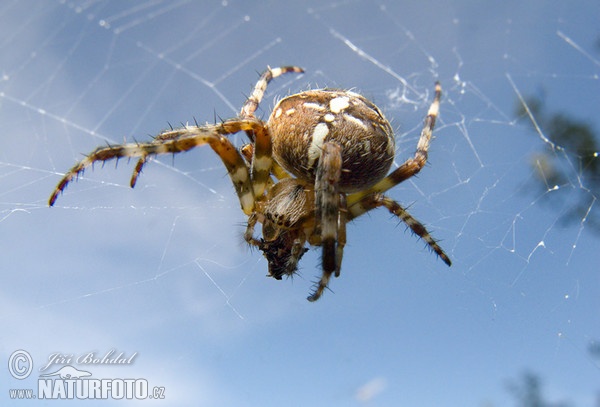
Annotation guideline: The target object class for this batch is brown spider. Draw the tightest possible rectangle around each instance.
[49,66,451,301]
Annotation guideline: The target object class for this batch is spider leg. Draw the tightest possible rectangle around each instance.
[49,124,255,213]
[237,66,303,198]
[336,194,347,278]
[347,82,442,207]
[249,122,272,198]
[51,66,304,208]
[133,118,279,197]
[308,141,342,302]
[351,193,451,266]
[131,156,147,188]
[244,212,261,246]
[240,66,304,119]
[241,144,290,181]
[130,130,185,188]
[221,118,273,198]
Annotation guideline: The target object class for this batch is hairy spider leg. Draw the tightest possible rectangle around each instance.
[128,119,277,201]
[342,82,450,266]
[49,122,262,214]
[240,144,290,181]
[240,66,304,119]
[336,194,347,277]
[350,194,451,266]
[308,141,344,302]
[130,129,182,188]
[239,66,304,198]
[50,66,305,208]
[131,66,304,198]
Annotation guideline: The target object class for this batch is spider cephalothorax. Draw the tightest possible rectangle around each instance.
[49,66,450,301]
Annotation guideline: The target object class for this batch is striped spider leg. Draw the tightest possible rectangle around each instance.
[305,82,450,300]
[345,82,451,266]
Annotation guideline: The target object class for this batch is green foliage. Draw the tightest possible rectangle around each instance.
[516,95,600,233]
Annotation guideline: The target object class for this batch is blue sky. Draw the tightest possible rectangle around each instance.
[1,1,599,406]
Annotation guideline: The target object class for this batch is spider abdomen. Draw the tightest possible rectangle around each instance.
[269,89,395,192]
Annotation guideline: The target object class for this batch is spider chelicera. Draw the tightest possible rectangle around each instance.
[49,66,451,301]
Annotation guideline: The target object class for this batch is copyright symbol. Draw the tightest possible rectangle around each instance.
[8,350,33,379]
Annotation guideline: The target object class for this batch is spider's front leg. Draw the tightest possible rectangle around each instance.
[308,141,345,302]
[48,125,255,212]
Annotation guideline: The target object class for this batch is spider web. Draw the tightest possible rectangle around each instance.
[1,1,598,406]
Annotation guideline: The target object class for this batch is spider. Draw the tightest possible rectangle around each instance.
[49,66,451,301]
